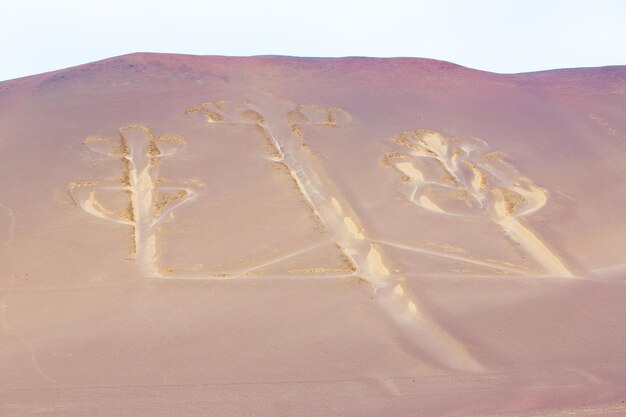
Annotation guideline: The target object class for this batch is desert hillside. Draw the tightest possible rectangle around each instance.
[1,54,625,416]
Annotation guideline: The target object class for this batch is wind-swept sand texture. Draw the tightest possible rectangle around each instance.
[1,54,626,416]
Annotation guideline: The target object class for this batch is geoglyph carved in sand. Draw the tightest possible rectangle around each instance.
[67,103,578,373]
[383,129,573,277]
[69,125,200,277]
[185,97,484,373]
[66,106,583,372]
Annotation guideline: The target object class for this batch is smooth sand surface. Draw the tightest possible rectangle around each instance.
[0,54,625,416]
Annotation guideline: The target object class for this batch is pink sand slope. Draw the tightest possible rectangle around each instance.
[1,54,625,416]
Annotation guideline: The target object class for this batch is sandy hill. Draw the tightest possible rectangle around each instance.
[1,54,625,416]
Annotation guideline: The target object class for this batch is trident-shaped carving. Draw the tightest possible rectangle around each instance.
[69,125,199,276]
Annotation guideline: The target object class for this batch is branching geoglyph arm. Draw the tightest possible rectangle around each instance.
[70,125,200,277]
[385,129,573,277]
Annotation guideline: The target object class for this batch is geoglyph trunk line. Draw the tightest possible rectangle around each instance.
[123,128,159,277]
[497,217,571,277]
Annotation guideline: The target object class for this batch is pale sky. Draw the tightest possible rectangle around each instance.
[1,0,625,81]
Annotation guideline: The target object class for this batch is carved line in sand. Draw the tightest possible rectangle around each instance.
[69,125,200,277]
[383,129,573,277]
[186,97,483,373]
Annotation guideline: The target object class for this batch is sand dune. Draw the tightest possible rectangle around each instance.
[0,54,625,416]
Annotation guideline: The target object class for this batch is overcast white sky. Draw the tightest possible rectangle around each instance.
[1,0,625,81]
